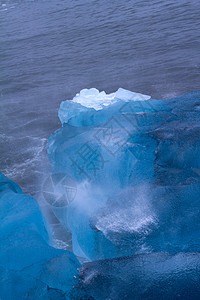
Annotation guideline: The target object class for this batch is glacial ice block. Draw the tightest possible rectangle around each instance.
[0,173,80,300]
[48,89,200,260]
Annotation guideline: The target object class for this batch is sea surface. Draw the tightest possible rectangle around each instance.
[1,0,200,197]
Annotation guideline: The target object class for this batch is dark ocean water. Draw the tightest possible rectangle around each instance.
[0,0,200,197]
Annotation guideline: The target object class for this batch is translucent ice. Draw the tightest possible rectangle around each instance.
[0,173,80,299]
[73,252,200,299]
[58,87,151,126]
[47,89,200,260]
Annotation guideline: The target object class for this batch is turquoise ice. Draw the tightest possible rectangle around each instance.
[1,88,200,299]
[0,173,80,300]
[47,88,200,260]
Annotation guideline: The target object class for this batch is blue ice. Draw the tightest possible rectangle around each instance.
[0,173,80,299]
[47,88,200,260]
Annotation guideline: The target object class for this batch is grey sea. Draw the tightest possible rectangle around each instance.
[0,0,200,197]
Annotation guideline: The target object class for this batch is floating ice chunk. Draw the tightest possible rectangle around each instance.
[72,88,150,110]
[58,87,151,126]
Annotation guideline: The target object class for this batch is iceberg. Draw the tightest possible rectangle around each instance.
[47,88,200,261]
[2,88,200,298]
[0,173,80,300]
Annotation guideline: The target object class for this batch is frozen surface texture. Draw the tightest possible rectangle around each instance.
[48,89,200,262]
[73,252,200,300]
[0,173,80,300]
